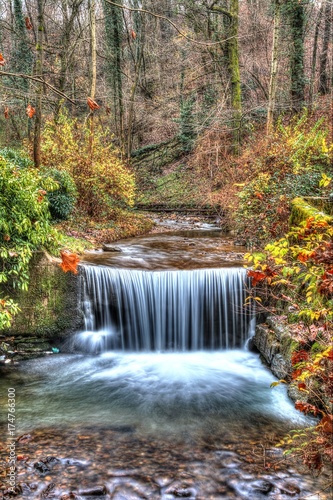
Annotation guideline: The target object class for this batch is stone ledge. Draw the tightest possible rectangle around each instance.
[251,316,307,403]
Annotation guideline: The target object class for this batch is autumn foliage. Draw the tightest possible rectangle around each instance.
[246,199,333,473]
[59,251,80,274]
[40,112,135,219]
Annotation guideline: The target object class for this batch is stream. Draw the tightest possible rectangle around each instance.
[0,228,331,499]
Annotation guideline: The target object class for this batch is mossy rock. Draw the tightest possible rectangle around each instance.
[290,197,333,227]
[2,252,83,339]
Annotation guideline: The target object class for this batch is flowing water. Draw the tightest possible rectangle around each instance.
[0,231,330,499]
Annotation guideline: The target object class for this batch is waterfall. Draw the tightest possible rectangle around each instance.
[80,266,254,351]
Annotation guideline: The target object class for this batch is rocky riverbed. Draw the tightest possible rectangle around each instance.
[1,424,331,499]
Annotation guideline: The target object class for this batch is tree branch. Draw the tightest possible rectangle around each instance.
[104,0,237,46]
[0,70,76,104]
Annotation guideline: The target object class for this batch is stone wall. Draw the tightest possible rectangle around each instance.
[251,316,308,403]
[1,252,83,357]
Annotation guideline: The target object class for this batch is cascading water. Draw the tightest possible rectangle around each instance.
[1,232,322,498]
[79,266,254,351]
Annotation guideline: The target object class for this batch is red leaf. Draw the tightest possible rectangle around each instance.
[26,103,36,118]
[320,414,333,434]
[292,368,303,379]
[87,97,100,110]
[297,252,311,263]
[247,270,266,286]
[298,382,307,391]
[0,53,5,66]
[25,16,33,29]
[295,401,320,416]
[291,350,309,365]
[59,251,80,275]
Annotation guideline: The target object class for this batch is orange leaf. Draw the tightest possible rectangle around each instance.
[320,414,333,434]
[297,252,311,263]
[59,251,80,275]
[3,234,10,241]
[0,53,6,66]
[87,97,100,110]
[26,103,36,118]
[25,16,33,29]
[291,350,309,365]
[247,270,266,286]
[131,30,137,40]
[4,106,9,119]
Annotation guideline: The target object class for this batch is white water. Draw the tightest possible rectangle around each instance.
[80,266,254,351]
[4,350,312,435]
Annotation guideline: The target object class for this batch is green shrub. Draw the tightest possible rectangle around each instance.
[0,155,59,329]
[0,147,33,169]
[42,168,78,221]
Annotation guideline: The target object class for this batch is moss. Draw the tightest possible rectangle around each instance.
[290,197,333,227]
[280,334,299,358]
[2,252,83,338]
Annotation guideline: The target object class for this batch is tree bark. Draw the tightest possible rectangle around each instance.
[319,0,332,95]
[309,4,323,106]
[267,0,281,133]
[89,0,97,159]
[33,0,44,168]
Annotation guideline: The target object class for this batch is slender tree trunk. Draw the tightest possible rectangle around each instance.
[309,4,323,106]
[33,0,44,168]
[319,0,332,95]
[285,0,305,111]
[228,0,242,153]
[126,0,146,160]
[210,0,242,153]
[267,0,281,133]
[89,0,97,159]
[103,0,124,150]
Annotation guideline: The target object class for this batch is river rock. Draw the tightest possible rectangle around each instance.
[271,353,290,380]
[77,486,107,496]
[102,244,122,252]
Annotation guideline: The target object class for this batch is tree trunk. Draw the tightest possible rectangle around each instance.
[285,0,305,111]
[33,0,44,168]
[210,0,242,154]
[267,0,281,133]
[103,0,124,150]
[228,0,242,153]
[309,4,323,106]
[319,0,332,95]
[89,0,97,159]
